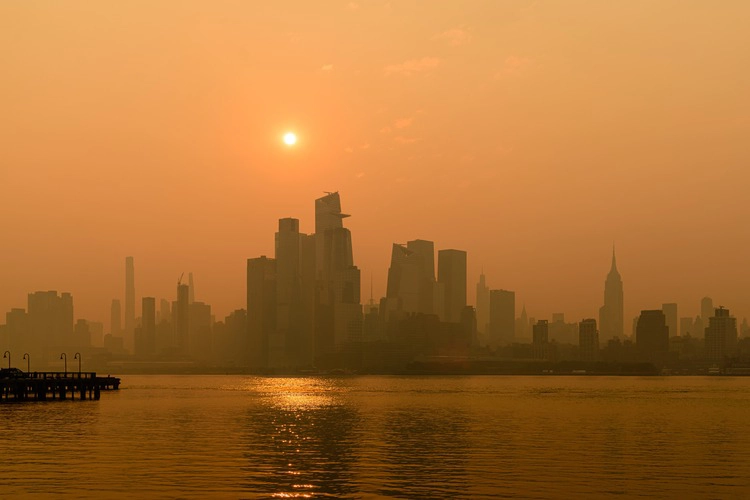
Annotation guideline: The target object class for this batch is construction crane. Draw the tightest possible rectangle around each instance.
[177,272,184,287]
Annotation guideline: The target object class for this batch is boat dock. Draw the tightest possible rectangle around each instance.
[0,370,120,402]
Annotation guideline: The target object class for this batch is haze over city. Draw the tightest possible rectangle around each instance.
[2,1,749,327]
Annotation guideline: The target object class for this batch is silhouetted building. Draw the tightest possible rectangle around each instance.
[173,283,190,354]
[159,299,171,324]
[125,256,135,353]
[662,303,678,337]
[438,249,467,323]
[578,318,599,362]
[705,307,737,364]
[515,304,529,342]
[137,297,156,356]
[489,289,514,346]
[4,308,28,355]
[680,316,694,337]
[275,217,315,368]
[386,240,436,316]
[110,299,121,336]
[532,319,549,360]
[475,272,489,337]
[189,301,212,361]
[247,256,276,368]
[636,310,669,366]
[314,193,362,355]
[74,319,91,348]
[188,272,195,304]
[599,248,623,342]
[28,291,73,356]
[701,297,714,330]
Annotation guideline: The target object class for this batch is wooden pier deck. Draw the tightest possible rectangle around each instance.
[0,370,120,402]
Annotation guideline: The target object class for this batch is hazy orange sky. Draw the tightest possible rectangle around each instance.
[1,1,749,329]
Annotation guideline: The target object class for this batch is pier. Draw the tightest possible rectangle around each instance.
[0,369,120,402]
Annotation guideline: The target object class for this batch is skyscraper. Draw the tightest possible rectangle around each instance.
[475,272,489,337]
[704,307,738,364]
[661,303,678,337]
[489,289,515,346]
[125,256,135,352]
[599,247,624,342]
[635,310,669,365]
[386,239,436,315]
[247,256,277,368]
[139,297,156,356]
[188,272,195,304]
[314,192,362,354]
[275,218,315,368]
[438,249,467,323]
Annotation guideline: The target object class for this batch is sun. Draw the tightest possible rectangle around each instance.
[283,132,297,146]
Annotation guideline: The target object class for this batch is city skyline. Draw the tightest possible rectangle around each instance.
[4,199,748,328]
[0,201,745,329]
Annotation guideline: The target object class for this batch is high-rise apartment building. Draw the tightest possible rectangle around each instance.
[704,307,737,364]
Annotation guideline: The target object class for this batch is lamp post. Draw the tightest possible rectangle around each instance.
[3,351,10,369]
[23,353,30,373]
[60,353,67,376]
[74,352,81,376]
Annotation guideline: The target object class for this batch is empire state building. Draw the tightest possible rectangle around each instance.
[598,248,624,342]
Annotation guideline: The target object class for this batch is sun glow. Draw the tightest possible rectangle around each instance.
[283,132,297,146]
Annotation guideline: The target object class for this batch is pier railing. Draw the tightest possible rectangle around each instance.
[24,371,97,380]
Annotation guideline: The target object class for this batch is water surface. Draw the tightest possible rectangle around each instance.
[1,375,749,498]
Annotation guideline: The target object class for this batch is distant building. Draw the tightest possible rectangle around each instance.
[110,299,121,337]
[516,305,529,342]
[125,256,135,353]
[489,289,514,346]
[475,272,489,337]
[438,249,467,323]
[635,310,669,365]
[700,297,714,329]
[679,317,694,337]
[578,318,599,362]
[189,301,212,362]
[314,192,363,355]
[136,297,156,357]
[532,319,549,360]
[275,217,315,368]
[704,307,738,364]
[662,303,678,337]
[28,290,74,356]
[386,240,436,316]
[173,283,190,354]
[599,248,624,343]
[247,256,276,368]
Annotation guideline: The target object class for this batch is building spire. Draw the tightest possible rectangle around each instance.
[611,244,617,273]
